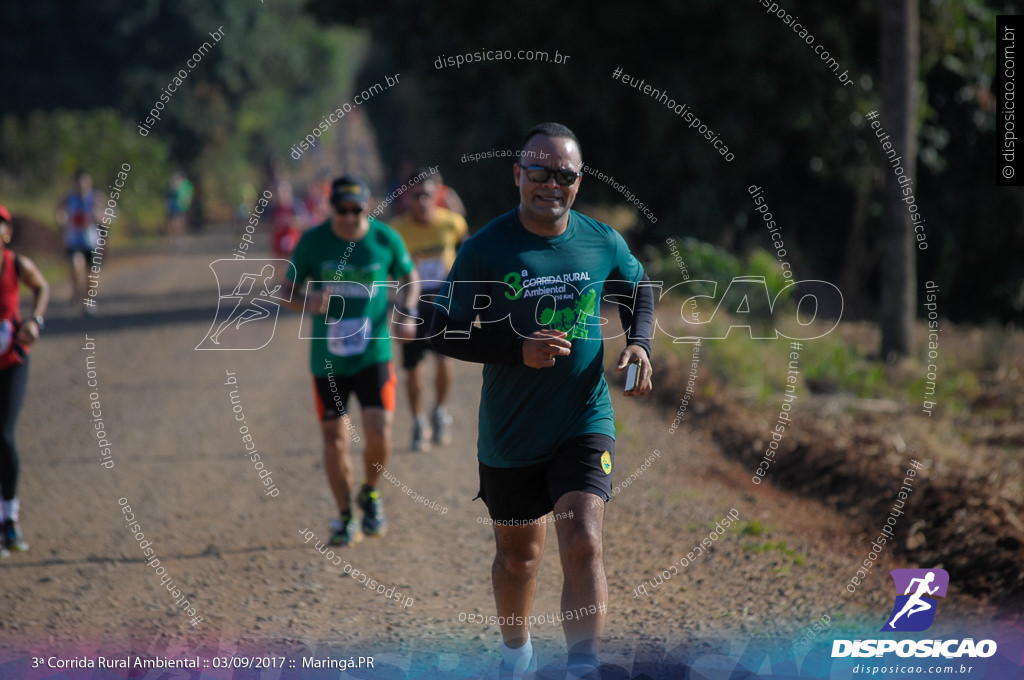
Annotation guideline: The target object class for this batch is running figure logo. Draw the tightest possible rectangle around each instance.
[881,568,949,632]
[196,259,295,350]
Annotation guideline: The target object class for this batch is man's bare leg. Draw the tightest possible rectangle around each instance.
[361,407,391,486]
[492,522,546,649]
[554,490,607,672]
[319,416,353,512]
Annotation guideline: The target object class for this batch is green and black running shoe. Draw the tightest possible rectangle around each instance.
[329,511,362,547]
[357,484,387,537]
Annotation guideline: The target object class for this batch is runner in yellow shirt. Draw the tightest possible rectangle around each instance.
[389,172,468,451]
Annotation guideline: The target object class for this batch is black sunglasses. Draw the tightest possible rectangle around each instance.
[333,204,364,216]
[518,164,580,186]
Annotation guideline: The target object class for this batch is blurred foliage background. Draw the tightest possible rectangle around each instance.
[0,0,1021,323]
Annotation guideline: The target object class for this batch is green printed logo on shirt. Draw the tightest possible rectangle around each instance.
[539,288,598,340]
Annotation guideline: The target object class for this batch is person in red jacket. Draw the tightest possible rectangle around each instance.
[0,205,49,557]
[269,181,308,258]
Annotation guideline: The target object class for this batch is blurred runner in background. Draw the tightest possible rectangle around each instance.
[269,180,308,259]
[0,204,49,558]
[166,171,193,243]
[55,170,99,313]
[390,171,468,451]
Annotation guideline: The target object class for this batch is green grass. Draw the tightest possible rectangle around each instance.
[738,520,767,537]
[743,539,806,566]
[656,303,982,414]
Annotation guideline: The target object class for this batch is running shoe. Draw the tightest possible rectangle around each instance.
[357,484,387,537]
[2,519,27,552]
[431,405,452,446]
[329,512,362,547]
[566,652,601,679]
[498,649,537,680]
[411,415,431,452]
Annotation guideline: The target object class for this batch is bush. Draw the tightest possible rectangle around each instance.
[0,109,173,238]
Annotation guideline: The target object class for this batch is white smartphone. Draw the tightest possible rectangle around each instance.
[625,363,639,392]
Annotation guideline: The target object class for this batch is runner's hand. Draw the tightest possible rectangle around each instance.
[390,316,416,343]
[16,320,40,346]
[522,329,571,369]
[617,345,652,396]
[309,290,330,315]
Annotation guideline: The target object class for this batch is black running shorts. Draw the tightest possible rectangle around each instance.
[312,361,396,421]
[400,299,438,370]
[477,433,615,523]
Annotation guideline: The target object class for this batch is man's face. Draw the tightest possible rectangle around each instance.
[409,180,438,223]
[513,135,582,224]
[331,200,365,230]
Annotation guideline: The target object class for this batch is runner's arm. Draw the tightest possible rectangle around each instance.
[391,269,420,342]
[427,306,524,365]
[15,254,49,345]
[278,277,309,312]
[395,269,420,314]
[607,273,654,359]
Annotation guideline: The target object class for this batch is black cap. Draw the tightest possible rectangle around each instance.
[330,175,370,207]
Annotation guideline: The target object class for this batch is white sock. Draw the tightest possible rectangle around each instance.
[1,498,17,522]
[501,633,533,669]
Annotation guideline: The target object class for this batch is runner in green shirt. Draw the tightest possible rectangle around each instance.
[282,175,418,547]
[430,124,655,680]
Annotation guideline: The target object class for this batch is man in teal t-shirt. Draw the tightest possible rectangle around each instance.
[430,124,655,680]
[284,175,418,547]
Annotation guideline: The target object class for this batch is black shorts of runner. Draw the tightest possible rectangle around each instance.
[477,433,615,523]
[400,298,439,370]
[67,247,95,266]
[312,361,396,421]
